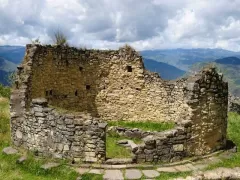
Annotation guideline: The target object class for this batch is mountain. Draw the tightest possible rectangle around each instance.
[0,46,25,85]
[214,57,240,96]
[189,56,240,96]
[0,46,25,64]
[215,56,240,65]
[143,58,186,80]
[141,48,240,71]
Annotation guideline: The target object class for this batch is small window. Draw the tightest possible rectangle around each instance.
[120,87,123,89]
[75,90,78,96]
[66,60,69,67]
[127,65,132,72]
[45,91,49,96]
[86,85,91,90]
[49,90,53,96]
[79,66,83,71]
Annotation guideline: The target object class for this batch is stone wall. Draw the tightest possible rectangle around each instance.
[134,125,191,163]
[11,98,106,162]
[10,44,229,163]
[184,68,228,155]
[21,44,190,122]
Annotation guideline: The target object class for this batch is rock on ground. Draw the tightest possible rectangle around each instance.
[103,170,124,180]
[41,163,60,170]
[16,156,27,164]
[2,147,18,155]
[142,170,160,178]
[125,169,142,179]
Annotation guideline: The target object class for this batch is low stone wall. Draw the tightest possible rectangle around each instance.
[108,126,155,139]
[11,98,107,163]
[133,122,191,163]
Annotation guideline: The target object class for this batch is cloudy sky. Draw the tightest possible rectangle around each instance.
[1,0,240,51]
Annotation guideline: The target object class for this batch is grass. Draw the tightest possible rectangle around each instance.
[81,173,103,180]
[106,132,134,158]
[155,172,191,180]
[108,120,175,132]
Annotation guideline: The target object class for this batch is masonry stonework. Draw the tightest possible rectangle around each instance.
[10,44,228,163]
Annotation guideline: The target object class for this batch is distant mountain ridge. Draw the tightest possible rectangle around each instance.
[143,58,185,80]
[141,48,240,71]
[0,46,25,85]
[215,56,240,65]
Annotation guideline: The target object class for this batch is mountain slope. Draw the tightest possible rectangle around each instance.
[189,56,240,96]
[0,46,25,85]
[0,46,25,64]
[141,48,240,71]
[143,58,186,80]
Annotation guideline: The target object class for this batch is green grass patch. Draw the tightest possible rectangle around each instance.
[81,173,103,180]
[108,120,175,132]
[106,132,133,158]
[155,171,191,180]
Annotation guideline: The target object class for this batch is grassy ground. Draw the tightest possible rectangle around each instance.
[1,96,240,179]
[108,120,175,132]
[106,131,142,158]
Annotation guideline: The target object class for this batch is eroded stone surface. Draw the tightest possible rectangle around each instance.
[103,170,124,180]
[105,158,133,165]
[125,169,142,179]
[142,170,160,178]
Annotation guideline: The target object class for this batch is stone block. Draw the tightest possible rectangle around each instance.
[173,144,184,152]
[2,147,18,155]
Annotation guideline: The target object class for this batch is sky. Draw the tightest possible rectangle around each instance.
[1,0,240,51]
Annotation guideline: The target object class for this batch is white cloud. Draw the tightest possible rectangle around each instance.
[1,0,240,51]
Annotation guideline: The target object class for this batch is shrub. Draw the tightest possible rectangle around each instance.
[31,37,41,45]
[53,30,68,46]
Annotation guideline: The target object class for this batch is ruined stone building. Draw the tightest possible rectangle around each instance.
[10,44,228,163]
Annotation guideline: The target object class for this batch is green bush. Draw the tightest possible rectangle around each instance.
[0,84,10,99]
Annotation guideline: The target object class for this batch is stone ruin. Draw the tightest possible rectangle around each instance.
[10,44,229,163]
